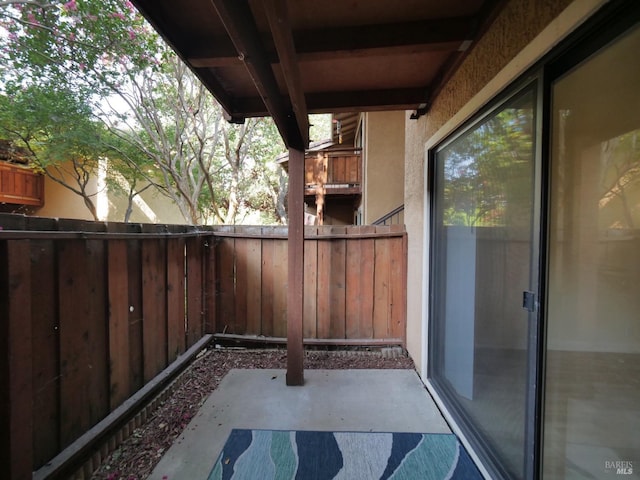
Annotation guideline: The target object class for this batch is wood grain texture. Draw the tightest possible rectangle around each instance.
[166,238,186,362]
[141,239,167,383]
[186,237,203,347]
[30,239,60,468]
[0,240,33,480]
[108,240,130,410]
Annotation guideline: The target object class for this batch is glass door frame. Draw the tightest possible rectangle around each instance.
[427,73,544,480]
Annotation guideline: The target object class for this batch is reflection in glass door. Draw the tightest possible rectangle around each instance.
[544,25,640,479]
[431,87,537,479]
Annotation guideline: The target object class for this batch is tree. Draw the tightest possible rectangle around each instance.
[0,83,111,220]
[0,0,288,224]
[441,92,534,227]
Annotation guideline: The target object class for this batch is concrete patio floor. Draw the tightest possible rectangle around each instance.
[148,368,451,480]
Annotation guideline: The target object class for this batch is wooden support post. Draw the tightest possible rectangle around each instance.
[0,240,33,480]
[287,147,305,385]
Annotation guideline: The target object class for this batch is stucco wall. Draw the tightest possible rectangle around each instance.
[35,161,185,224]
[36,170,98,221]
[404,0,609,377]
[363,111,405,224]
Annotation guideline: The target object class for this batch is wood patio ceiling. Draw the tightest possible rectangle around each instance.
[131,0,504,150]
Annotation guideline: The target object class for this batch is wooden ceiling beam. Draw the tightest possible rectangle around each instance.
[232,87,428,116]
[210,0,306,149]
[263,0,309,147]
[304,88,429,113]
[186,16,475,67]
[295,17,475,60]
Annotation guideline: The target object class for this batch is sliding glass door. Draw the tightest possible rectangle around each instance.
[429,8,640,478]
[430,86,538,479]
[543,24,640,479]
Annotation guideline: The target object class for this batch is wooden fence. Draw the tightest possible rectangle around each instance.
[213,224,407,343]
[0,216,406,479]
[0,215,214,479]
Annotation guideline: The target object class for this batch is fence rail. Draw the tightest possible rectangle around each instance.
[0,215,407,479]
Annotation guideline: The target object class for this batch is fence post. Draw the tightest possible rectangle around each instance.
[0,240,34,479]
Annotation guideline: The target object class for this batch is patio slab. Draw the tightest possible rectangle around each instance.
[148,368,451,480]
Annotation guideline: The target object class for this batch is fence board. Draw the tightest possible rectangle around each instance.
[316,228,332,338]
[142,239,167,383]
[218,237,236,333]
[329,227,346,339]
[186,237,204,347]
[204,236,216,334]
[345,226,375,338]
[245,235,263,334]
[390,235,406,340]
[167,238,186,361]
[58,240,103,448]
[260,239,275,336]
[127,239,143,393]
[303,227,318,338]
[108,240,130,410]
[30,239,60,468]
[234,237,249,335]
[85,240,110,426]
[272,236,288,338]
[0,240,33,480]
[373,236,392,338]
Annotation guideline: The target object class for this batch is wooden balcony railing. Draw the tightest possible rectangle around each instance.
[0,162,44,207]
[0,215,407,479]
[304,150,362,197]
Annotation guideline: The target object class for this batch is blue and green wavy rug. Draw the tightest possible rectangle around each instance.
[208,429,482,479]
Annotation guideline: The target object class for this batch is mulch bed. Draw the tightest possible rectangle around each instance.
[91,347,415,480]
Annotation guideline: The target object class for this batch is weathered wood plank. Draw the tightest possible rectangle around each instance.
[186,237,204,347]
[329,227,346,339]
[108,240,130,410]
[303,226,318,338]
[260,238,275,336]
[373,236,392,338]
[345,226,374,338]
[273,236,288,338]
[127,238,144,392]
[218,236,236,333]
[85,240,109,426]
[142,239,167,383]
[390,235,406,340]
[316,227,332,338]
[234,237,249,335]
[0,240,33,480]
[166,237,186,362]
[30,239,60,468]
[58,240,102,448]
[203,236,217,334]
[245,233,263,335]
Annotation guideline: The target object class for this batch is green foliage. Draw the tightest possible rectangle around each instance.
[0,81,103,167]
[441,92,535,227]
[0,0,289,224]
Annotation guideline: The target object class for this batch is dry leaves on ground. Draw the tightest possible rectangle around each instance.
[92,347,415,480]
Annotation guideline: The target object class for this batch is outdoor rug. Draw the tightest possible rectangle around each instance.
[207,429,482,479]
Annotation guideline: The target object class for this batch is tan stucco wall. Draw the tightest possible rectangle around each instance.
[363,111,405,224]
[404,0,609,377]
[35,161,185,224]
[104,185,186,225]
[36,169,98,221]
